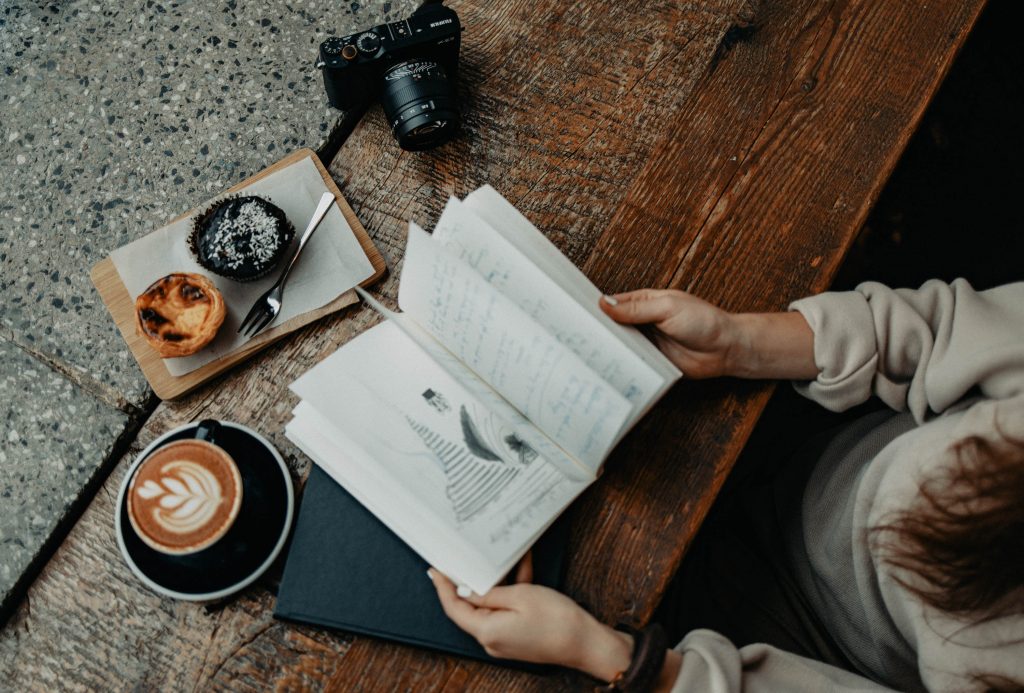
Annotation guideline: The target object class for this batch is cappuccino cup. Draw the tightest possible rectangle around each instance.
[127,419,243,555]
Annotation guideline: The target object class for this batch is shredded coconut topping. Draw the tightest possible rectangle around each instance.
[209,200,282,270]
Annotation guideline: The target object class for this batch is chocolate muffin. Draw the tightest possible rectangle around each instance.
[189,195,294,282]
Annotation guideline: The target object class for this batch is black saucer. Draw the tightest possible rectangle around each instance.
[116,421,294,601]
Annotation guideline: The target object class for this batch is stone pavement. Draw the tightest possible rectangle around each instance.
[0,342,130,610]
[0,0,414,619]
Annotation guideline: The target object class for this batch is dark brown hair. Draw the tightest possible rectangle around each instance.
[872,432,1024,692]
[873,434,1024,620]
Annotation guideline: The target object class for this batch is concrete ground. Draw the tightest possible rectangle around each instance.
[0,0,417,617]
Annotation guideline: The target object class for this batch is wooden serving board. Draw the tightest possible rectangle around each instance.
[91,148,386,400]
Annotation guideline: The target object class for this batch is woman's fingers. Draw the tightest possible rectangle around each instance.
[600,289,680,325]
[429,568,488,635]
[463,584,527,610]
[430,567,524,612]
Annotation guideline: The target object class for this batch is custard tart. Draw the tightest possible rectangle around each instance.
[135,273,226,358]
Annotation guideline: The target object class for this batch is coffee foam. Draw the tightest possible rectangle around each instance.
[128,439,242,554]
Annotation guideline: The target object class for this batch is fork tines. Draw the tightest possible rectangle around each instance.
[237,295,280,338]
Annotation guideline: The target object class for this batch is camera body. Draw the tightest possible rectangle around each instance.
[317,2,462,151]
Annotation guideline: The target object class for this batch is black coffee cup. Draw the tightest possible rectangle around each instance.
[116,420,294,600]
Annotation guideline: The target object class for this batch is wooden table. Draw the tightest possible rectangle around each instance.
[0,0,986,689]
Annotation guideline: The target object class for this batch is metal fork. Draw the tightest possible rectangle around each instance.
[238,191,336,338]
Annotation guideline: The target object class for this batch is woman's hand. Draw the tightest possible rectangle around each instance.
[428,566,633,682]
[600,289,819,380]
[600,289,740,378]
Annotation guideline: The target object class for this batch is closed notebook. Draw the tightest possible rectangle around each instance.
[273,464,569,663]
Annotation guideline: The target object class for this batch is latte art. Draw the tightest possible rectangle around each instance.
[127,438,243,555]
[136,460,224,535]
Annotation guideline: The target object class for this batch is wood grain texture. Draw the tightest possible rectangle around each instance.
[329,0,748,281]
[0,0,985,690]
[90,148,387,400]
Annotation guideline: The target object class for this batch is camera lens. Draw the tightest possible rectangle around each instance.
[379,60,459,151]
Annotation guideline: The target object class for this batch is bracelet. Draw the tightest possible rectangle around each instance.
[596,623,668,693]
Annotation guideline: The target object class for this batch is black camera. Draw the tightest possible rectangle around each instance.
[316,1,462,151]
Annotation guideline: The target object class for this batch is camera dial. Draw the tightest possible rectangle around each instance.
[356,32,382,54]
[322,37,345,55]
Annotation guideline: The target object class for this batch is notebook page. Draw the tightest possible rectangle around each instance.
[288,321,589,593]
[397,223,633,471]
[356,288,591,483]
[433,197,666,420]
[463,186,680,385]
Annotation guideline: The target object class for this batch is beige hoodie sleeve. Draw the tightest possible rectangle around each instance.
[788,279,1024,420]
[669,630,896,693]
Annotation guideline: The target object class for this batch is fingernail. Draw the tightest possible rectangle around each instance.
[602,294,619,306]
[426,569,434,581]
[456,585,473,599]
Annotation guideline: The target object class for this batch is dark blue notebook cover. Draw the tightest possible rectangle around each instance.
[273,464,569,663]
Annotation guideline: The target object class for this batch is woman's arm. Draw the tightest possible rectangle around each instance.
[603,280,1024,418]
[599,290,818,380]
[429,570,892,692]
[428,567,684,690]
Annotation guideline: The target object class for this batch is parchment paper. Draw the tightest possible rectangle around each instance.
[110,156,374,376]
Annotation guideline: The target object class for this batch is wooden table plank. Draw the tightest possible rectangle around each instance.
[0,0,985,689]
[330,0,745,277]
[567,0,988,623]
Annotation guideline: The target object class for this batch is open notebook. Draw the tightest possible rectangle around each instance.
[285,186,680,594]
